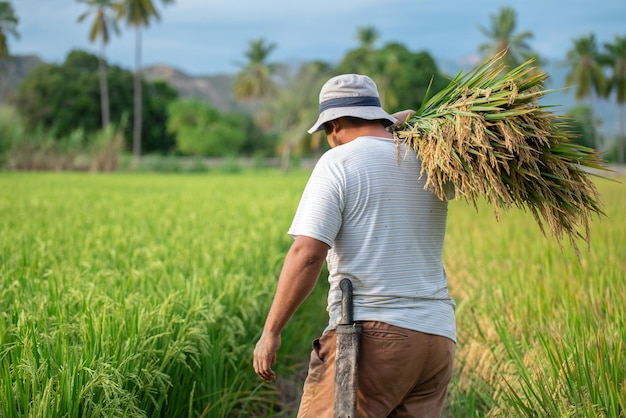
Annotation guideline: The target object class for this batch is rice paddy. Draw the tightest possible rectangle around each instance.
[1,170,624,417]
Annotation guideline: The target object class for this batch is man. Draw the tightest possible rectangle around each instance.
[253,74,456,417]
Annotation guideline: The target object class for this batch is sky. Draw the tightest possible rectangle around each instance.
[10,0,626,78]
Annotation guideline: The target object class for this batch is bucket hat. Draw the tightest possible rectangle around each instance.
[308,74,397,134]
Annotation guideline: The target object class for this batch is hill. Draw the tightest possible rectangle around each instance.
[141,65,251,113]
[0,54,44,102]
[0,55,245,113]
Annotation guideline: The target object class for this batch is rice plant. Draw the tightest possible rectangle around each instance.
[0,171,319,417]
[445,176,625,417]
[394,52,610,254]
[0,171,623,417]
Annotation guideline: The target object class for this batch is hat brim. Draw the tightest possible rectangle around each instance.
[307,107,397,134]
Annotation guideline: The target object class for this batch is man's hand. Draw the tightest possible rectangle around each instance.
[253,331,281,382]
[390,109,416,129]
[252,236,328,383]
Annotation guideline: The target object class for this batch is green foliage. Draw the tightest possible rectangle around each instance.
[0,105,124,171]
[336,41,449,112]
[232,38,281,103]
[77,0,120,45]
[0,106,23,166]
[140,80,178,153]
[565,34,607,100]
[262,60,334,164]
[115,0,174,28]
[167,99,251,156]
[601,135,625,163]
[11,49,178,154]
[565,104,600,149]
[0,1,19,60]
[602,34,626,105]
[477,6,536,68]
[601,34,626,164]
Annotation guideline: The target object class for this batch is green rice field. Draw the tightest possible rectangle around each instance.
[1,171,624,417]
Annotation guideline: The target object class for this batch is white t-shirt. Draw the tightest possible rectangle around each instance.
[288,136,456,342]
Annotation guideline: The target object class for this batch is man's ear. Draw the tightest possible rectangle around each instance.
[325,120,337,134]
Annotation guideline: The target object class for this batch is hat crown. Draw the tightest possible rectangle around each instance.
[307,73,396,134]
[319,74,380,103]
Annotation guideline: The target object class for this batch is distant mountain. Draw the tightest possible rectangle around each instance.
[142,65,252,113]
[0,54,44,102]
[0,55,248,113]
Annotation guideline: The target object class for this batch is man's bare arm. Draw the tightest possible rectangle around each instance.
[253,235,329,382]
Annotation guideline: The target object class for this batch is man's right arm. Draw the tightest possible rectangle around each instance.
[253,235,329,382]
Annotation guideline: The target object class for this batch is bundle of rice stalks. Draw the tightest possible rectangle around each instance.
[393,52,609,252]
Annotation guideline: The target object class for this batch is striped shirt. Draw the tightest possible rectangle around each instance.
[288,136,456,342]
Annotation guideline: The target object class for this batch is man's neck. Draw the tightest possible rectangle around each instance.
[344,125,393,143]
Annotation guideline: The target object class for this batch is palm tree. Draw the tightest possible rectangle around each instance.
[564,34,607,150]
[232,38,281,132]
[477,7,534,69]
[0,1,18,100]
[0,1,20,60]
[116,0,174,162]
[268,61,332,171]
[0,1,18,61]
[368,43,407,110]
[602,35,626,165]
[356,26,379,52]
[340,26,380,80]
[78,0,119,129]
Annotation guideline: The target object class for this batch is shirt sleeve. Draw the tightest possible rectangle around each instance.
[287,154,344,247]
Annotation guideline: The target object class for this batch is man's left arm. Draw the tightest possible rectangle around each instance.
[253,235,330,382]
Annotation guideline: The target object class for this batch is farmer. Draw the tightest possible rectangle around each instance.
[253,74,456,417]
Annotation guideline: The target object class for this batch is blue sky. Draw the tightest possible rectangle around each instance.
[10,0,626,77]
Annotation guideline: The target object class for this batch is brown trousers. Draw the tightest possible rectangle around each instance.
[297,321,455,418]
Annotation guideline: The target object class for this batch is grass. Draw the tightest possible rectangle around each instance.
[444,174,625,417]
[0,171,314,417]
[0,171,624,417]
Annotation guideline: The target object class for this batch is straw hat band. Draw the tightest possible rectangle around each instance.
[319,96,382,113]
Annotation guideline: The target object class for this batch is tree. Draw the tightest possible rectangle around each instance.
[564,34,607,150]
[77,0,119,130]
[12,49,177,153]
[140,79,177,153]
[337,41,449,113]
[602,34,626,165]
[477,7,535,69]
[334,26,381,83]
[0,1,18,62]
[268,60,333,171]
[355,26,379,52]
[565,105,598,149]
[232,38,283,132]
[0,1,19,99]
[14,51,104,136]
[167,99,250,157]
[115,0,174,162]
